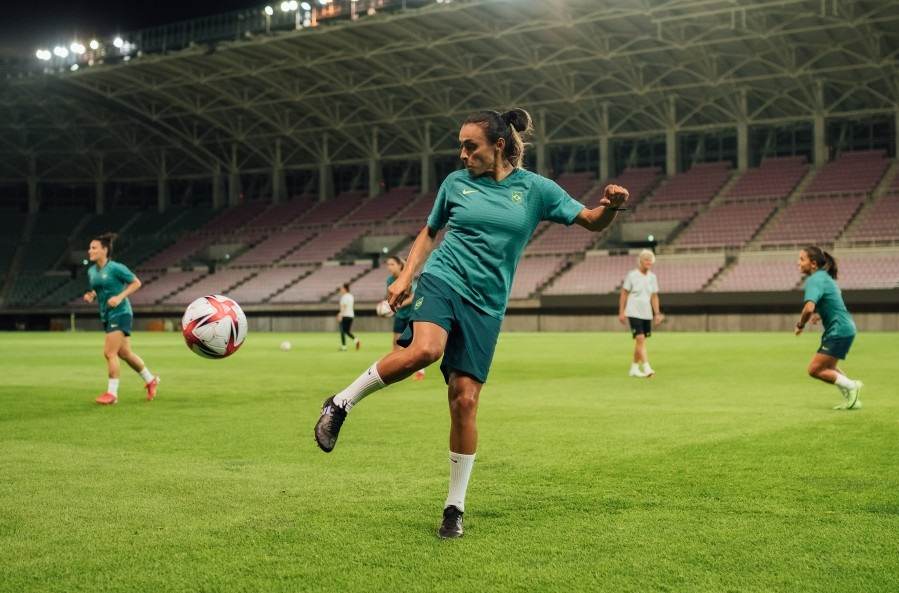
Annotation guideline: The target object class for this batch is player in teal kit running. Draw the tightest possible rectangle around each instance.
[314,108,629,538]
[83,233,159,405]
[385,256,425,381]
[794,246,862,410]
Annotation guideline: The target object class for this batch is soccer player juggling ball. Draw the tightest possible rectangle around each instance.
[314,108,629,538]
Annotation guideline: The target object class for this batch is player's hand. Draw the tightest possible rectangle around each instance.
[618,313,627,325]
[654,313,665,327]
[83,291,95,303]
[107,295,122,308]
[794,323,804,336]
[387,275,412,311]
[336,314,342,321]
[599,184,629,209]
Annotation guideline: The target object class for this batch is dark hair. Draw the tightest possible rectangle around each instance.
[342,283,350,291]
[92,232,118,258]
[463,108,533,168]
[386,255,405,270]
[803,245,838,279]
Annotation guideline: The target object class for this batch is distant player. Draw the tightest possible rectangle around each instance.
[337,283,360,351]
[618,249,663,377]
[385,256,424,381]
[314,108,628,538]
[82,233,159,405]
[795,246,862,410]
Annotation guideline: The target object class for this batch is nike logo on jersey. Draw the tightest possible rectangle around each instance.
[461,189,479,195]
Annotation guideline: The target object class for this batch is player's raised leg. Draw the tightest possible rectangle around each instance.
[314,321,448,452]
[807,353,862,410]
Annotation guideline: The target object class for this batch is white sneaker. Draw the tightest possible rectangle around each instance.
[847,381,863,410]
[629,367,647,378]
[642,366,655,377]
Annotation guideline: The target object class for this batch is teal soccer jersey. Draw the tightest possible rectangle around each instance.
[803,270,856,339]
[88,260,136,321]
[387,274,414,321]
[424,168,584,319]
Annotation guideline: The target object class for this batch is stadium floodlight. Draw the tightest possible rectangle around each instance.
[89,39,99,50]
[288,0,299,10]
[70,64,79,71]
[317,0,331,4]
[264,5,274,15]
[70,42,86,55]
[113,37,124,48]
[53,46,69,58]
[35,49,51,61]
[280,1,290,11]
[300,1,311,9]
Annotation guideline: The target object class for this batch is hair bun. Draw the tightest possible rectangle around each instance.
[501,108,533,134]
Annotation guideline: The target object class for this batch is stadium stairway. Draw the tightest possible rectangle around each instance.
[261,265,320,303]
[662,168,742,250]
[743,165,819,250]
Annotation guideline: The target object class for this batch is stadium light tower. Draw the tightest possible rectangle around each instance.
[89,39,99,50]
[113,37,124,48]
[70,42,86,55]
[264,5,274,15]
[53,46,69,58]
[280,1,290,11]
[35,49,51,61]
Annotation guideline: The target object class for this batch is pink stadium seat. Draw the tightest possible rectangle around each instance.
[269,263,371,303]
[227,265,317,304]
[196,202,268,236]
[606,166,663,207]
[510,256,566,299]
[130,270,207,305]
[643,161,732,206]
[842,195,899,243]
[246,197,316,229]
[726,156,809,200]
[675,199,778,248]
[544,254,636,295]
[338,265,393,303]
[395,192,437,221]
[231,229,318,266]
[711,257,800,292]
[803,150,890,196]
[350,187,419,223]
[162,268,258,304]
[294,191,367,226]
[757,194,865,247]
[139,234,217,269]
[555,172,596,198]
[835,253,899,290]
[632,202,700,223]
[280,226,368,263]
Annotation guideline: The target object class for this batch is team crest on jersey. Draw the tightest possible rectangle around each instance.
[510,191,523,203]
[414,297,424,310]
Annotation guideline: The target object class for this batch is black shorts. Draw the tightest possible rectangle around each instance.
[628,317,652,338]
[392,316,411,334]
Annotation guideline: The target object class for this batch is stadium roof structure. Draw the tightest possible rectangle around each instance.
[1,0,898,184]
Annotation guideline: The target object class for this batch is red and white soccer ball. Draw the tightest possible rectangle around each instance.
[181,294,248,359]
[375,300,394,318]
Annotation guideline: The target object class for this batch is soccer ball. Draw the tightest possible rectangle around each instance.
[181,294,248,359]
[375,300,394,318]
[280,340,292,352]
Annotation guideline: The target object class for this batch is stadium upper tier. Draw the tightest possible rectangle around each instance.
[2,150,898,309]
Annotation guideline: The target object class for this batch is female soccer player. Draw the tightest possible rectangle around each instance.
[336,283,360,351]
[314,108,628,538]
[83,233,159,405]
[618,249,663,377]
[385,256,424,380]
[794,246,862,410]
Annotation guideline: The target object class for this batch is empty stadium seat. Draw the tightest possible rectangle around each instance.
[643,161,732,206]
[711,254,800,292]
[162,268,258,304]
[269,263,371,303]
[841,194,899,244]
[803,150,890,196]
[675,199,778,248]
[129,270,207,305]
[510,256,566,299]
[726,156,809,200]
[280,227,367,264]
[227,265,317,304]
[756,194,865,247]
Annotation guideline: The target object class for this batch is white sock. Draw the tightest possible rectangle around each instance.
[332,363,385,411]
[445,451,476,512]
[107,378,119,396]
[138,368,154,383]
[834,373,856,390]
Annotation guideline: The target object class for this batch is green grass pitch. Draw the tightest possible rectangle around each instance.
[1,330,897,593]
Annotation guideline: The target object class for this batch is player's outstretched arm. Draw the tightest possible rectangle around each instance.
[387,226,438,309]
[574,184,629,232]
[795,301,816,335]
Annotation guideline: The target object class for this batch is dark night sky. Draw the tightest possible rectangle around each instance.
[0,1,263,57]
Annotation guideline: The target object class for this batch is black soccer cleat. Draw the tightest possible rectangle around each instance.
[314,396,347,453]
[437,505,464,539]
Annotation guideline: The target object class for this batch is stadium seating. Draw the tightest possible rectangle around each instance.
[269,263,371,303]
[350,187,419,223]
[725,156,809,200]
[802,150,890,196]
[841,194,899,244]
[525,222,600,255]
[246,197,316,229]
[231,228,318,266]
[710,253,800,292]
[834,251,899,290]
[674,198,779,249]
[138,234,217,269]
[510,256,566,299]
[756,194,865,247]
[606,166,663,207]
[294,191,367,226]
[227,265,317,304]
[543,253,636,295]
[5,274,70,306]
[338,265,392,303]
[651,254,726,292]
[280,226,367,264]
[76,209,141,241]
[195,202,268,236]
[394,192,437,221]
[162,268,258,304]
[129,270,207,305]
[631,202,700,223]
[555,172,596,198]
[643,161,732,206]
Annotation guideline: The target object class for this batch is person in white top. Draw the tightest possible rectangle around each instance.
[618,250,663,377]
[337,283,361,352]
